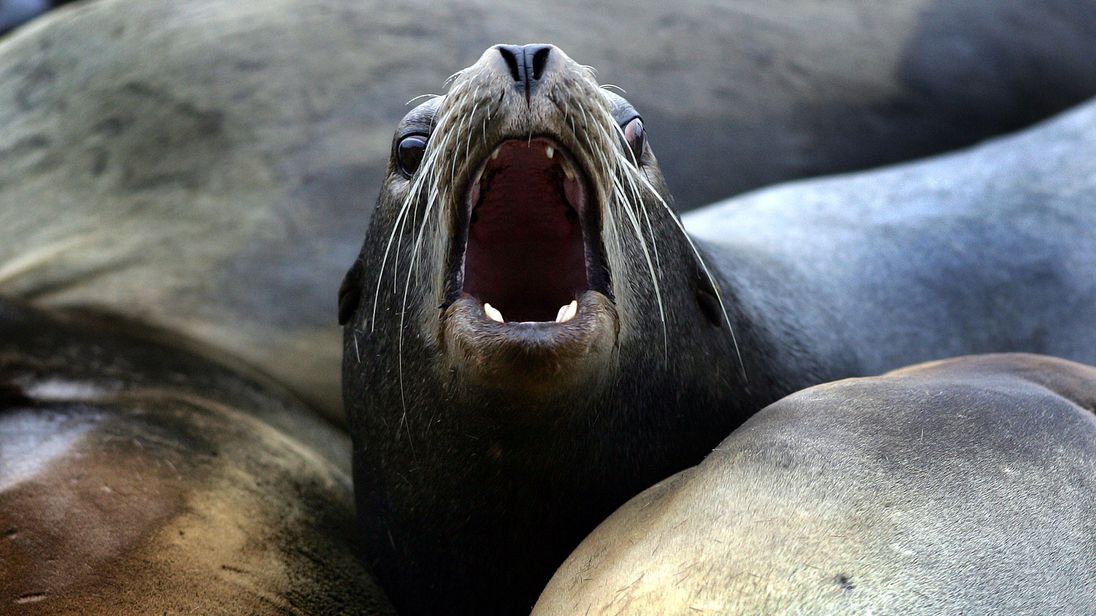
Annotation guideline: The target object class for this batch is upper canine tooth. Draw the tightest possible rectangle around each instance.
[491,149,500,160]
[484,303,504,323]
[557,300,578,323]
[562,161,575,180]
[545,146,555,159]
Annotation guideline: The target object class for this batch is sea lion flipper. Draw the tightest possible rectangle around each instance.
[338,259,363,325]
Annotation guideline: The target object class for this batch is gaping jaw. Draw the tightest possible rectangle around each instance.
[441,136,618,396]
[454,137,610,322]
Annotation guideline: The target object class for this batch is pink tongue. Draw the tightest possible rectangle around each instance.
[463,141,587,322]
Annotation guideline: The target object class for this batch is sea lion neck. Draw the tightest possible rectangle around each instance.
[343,342,747,615]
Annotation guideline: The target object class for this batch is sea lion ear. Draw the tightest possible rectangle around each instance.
[338,259,364,325]
[694,262,724,329]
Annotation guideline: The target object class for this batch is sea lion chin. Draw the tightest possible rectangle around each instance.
[440,290,618,406]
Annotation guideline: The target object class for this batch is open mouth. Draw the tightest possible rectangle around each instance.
[449,137,609,324]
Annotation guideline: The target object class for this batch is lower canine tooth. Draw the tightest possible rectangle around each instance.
[556,300,579,323]
[484,303,504,323]
[555,304,569,322]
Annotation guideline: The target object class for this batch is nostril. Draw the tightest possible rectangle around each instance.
[497,45,522,82]
[531,46,551,81]
[495,44,553,104]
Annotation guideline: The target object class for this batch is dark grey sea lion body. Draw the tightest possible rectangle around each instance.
[3,0,1096,425]
[0,299,393,614]
[536,354,1096,614]
[340,47,1096,615]
[688,95,1096,388]
[0,0,50,35]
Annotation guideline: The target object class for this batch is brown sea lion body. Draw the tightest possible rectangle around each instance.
[0,299,393,614]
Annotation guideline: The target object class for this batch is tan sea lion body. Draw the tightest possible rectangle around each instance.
[536,354,1096,614]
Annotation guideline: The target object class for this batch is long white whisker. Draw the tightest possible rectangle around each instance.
[575,102,669,356]
[391,103,463,295]
[450,112,470,187]
[634,169,748,381]
[375,79,474,449]
[371,174,425,330]
[397,179,444,455]
[603,118,662,280]
[372,101,463,325]
[592,94,745,379]
[465,86,481,164]
[581,99,668,348]
[610,170,668,355]
[406,93,440,106]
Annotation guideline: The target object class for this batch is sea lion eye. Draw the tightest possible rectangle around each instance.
[397,134,428,177]
[623,117,644,164]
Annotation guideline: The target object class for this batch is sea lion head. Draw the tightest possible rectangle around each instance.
[341,44,737,418]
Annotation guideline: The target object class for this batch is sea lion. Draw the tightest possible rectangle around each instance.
[0,299,393,615]
[339,47,1096,614]
[0,0,50,35]
[534,354,1096,614]
[5,0,1096,426]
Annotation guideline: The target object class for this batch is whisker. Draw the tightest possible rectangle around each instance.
[585,91,746,379]
[462,87,481,164]
[578,103,591,132]
[381,151,433,320]
[605,121,663,291]
[376,101,460,267]
[390,104,462,295]
[575,98,669,356]
[370,172,425,330]
[634,168,748,382]
[451,113,470,187]
[610,169,669,355]
[398,177,445,455]
[388,76,486,451]
[406,93,440,106]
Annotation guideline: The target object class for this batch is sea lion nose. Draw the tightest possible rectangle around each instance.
[495,44,553,101]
